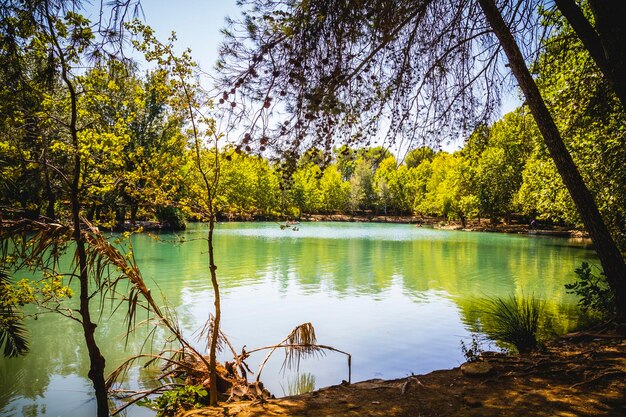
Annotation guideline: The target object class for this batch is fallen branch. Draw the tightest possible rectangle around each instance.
[569,369,625,389]
[401,377,424,395]
[111,382,183,415]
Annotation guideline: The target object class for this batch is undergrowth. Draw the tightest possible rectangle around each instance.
[481,295,544,353]
[140,385,209,417]
[565,262,616,318]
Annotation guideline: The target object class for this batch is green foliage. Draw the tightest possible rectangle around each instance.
[481,295,544,353]
[319,165,350,213]
[289,163,323,214]
[415,152,476,224]
[565,262,616,317]
[404,147,434,169]
[515,157,579,225]
[0,270,29,358]
[460,333,485,363]
[152,385,209,417]
[156,206,186,231]
[2,0,624,242]
[0,269,73,358]
[528,7,626,246]
[216,151,281,218]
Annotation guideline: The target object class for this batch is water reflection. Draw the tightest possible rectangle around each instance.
[281,372,316,397]
[0,222,596,416]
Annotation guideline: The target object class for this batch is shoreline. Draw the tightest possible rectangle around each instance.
[180,329,625,416]
[302,213,588,238]
[119,214,589,241]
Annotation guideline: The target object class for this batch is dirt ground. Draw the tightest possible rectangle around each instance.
[180,330,625,417]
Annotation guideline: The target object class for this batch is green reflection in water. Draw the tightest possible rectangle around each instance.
[281,372,316,397]
[0,222,595,417]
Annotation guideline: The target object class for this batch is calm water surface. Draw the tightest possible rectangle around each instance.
[0,222,595,416]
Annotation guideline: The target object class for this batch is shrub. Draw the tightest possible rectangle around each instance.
[156,206,186,231]
[481,295,543,353]
[565,262,615,317]
[460,333,485,362]
[152,385,209,417]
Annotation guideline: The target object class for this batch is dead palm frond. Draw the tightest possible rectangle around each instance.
[241,322,352,384]
[1,216,211,380]
[80,220,211,370]
[106,350,190,391]
[0,217,71,274]
[2,217,353,407]
[196,315,225,356]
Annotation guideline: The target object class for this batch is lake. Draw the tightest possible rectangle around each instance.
[0,222,595,416]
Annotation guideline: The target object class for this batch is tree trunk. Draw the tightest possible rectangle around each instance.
[69,115,109,417]
[478,0,626,317]
[115,206,126,232]
[75,223,109,417]
[208,211,221,406]
[44,167,55,220]
[555,0,626,112]
[130,202,138,226]
[45,0,110,410]
[86,203,96,222]
[68,83,110,417]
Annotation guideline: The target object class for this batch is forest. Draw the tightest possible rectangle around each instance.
[1,1,626,416]
[3,27,625,247]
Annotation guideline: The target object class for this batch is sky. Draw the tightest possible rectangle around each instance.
[135,0,241,72]
[87,1,521,153]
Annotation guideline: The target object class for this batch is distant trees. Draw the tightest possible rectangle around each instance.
[216,0,626,316]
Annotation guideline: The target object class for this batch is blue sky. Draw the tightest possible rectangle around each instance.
[87,1,520,152]
[132,0,241,71]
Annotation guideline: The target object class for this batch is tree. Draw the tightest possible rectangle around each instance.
[554,0,626,112]
[349,157,377,212]
[475,147,515,223]
[121,68,190,227]
[0,2,140,415]
[388,163,415,214]
[472,110,534,223]
[289,162,323,214]
[0,1,59,219]
[217,150,281,218]
[404,147,435,169]
[319,164,350,213]
[516,156,579,224]
[531,12,626,249]
[334,145,358,180]
[130,19,226,405]
[478,0,626,316]
[218,0,626,316]
[373,156,396,214]
[410,158,433,216]
[417,152,475,226]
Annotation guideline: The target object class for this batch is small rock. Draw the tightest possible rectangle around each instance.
[460,361,493,377]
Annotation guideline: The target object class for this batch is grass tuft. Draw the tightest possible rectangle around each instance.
[481,295,543,353]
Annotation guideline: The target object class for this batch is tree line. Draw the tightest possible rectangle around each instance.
[2,9,625,251]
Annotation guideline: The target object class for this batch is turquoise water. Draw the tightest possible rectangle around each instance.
[0,222,595,416]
